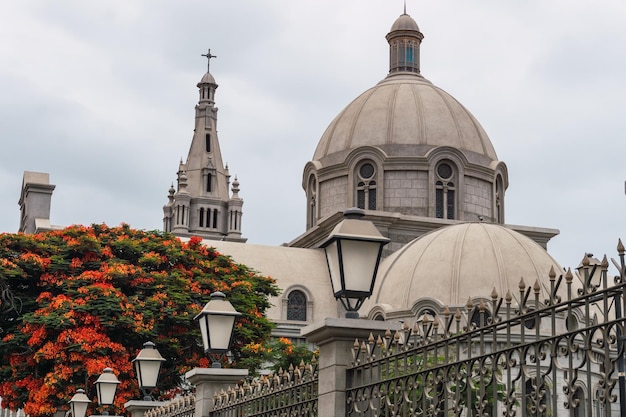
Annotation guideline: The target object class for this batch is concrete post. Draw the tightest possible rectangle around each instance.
[185,367,249,417]
[124,400,167,417]
[301,318,401,417]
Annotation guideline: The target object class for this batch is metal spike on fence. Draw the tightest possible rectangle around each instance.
[582,253,590,267]
[351,338,359,364]
[491,287,498,300]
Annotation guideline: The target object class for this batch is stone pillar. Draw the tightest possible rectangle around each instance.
[301,318,401,417]
[185,367,249,417]
[124,400,167,417]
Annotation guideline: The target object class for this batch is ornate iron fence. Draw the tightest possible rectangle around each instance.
[347,248,626,417]
[144,394,196,417]
[211,361,319,417]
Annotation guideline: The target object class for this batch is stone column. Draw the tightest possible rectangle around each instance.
[185,367,249,417]
[301,318,401,417]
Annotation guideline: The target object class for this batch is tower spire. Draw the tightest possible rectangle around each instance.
[404,0,406,15]
[164,53,246,243]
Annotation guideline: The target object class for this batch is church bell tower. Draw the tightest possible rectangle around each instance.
[163,50,246,242]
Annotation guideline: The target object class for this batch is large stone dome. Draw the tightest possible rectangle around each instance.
[296,11,512,253]
[312,73,498,164]
[368,223,578,314]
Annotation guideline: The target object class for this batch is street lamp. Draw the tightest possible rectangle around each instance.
[69,389,91,417]
[320,208,390,318]
[132,341,166,400]
[94,367,120,413]
[194,291,241,368]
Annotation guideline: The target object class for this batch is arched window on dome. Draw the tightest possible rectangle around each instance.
[356,162,377,210]
[495,175,504,224]
[435,161,456,219]
[307,175,317,229]
[594,387,604,417]
[287,290,307,321]
[572,387,585,417]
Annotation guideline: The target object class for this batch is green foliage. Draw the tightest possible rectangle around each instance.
[240,337,317,375]
[0,224,279,417]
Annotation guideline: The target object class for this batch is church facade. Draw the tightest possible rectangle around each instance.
[17,9,580,336]
[14,8,616,415]
[158,10,582,340]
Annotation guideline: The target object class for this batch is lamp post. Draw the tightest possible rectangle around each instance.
[320,208,390,318]
[94,367,120,414]
[194,291,241,368]
[131,341,166,400]
[69,389,91,417]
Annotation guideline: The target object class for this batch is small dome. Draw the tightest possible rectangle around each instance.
[313,74,497,163]
[369,223,578,312]
[390,13,420,32]
[199,72,216,84]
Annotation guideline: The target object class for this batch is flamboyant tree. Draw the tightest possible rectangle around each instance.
[0,224,278,417]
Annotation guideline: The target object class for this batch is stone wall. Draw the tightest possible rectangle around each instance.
[463,176,493,221]
[319,176,348,218]
[383,170,428,216]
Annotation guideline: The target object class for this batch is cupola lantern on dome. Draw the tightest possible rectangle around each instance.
[386,12,423,74]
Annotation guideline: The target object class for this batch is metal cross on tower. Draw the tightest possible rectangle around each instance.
[201,49,217,73]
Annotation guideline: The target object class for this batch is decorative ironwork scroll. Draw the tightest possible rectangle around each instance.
[347,246,626,417]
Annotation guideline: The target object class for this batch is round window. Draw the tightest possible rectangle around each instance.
[359,163,375,179]
[437,163,453,180]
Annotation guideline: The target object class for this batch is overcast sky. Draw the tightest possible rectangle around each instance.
[0,1,624,274]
